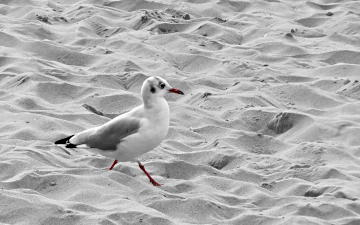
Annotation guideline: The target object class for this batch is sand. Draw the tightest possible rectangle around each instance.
[1,0,360,224]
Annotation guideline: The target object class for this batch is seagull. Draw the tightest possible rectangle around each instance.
[55,76,184,186]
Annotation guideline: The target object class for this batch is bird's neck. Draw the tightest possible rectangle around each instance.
[143,95,167,110]
[143,97,169,124]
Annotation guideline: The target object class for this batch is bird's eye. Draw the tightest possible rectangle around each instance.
[160,83,165,89]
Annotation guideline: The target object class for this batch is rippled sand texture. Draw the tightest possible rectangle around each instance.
[1,0,360,224]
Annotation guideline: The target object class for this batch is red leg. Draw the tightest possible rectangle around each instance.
[137,161,161,186]
[109,160,118,170]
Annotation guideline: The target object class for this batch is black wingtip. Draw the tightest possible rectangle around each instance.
[55,135,74,145]
[65,143,77,148]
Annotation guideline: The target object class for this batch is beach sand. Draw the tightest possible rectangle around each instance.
[1,0,360,224]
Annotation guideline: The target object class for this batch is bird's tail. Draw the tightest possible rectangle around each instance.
[55,135,75,147]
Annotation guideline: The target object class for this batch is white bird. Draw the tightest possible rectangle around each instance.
[55,76,184,186]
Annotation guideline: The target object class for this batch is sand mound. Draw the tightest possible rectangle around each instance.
[1,0,360,224]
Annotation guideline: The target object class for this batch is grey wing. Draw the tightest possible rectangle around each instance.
[85,117,141,150]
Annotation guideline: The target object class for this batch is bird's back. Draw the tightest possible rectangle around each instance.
[69,106,142,149]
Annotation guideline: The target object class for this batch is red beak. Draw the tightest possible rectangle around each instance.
[168,88,184,95]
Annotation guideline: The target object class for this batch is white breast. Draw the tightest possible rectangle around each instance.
[114,99,170,162]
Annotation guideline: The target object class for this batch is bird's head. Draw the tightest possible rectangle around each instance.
[141,76,184,100]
